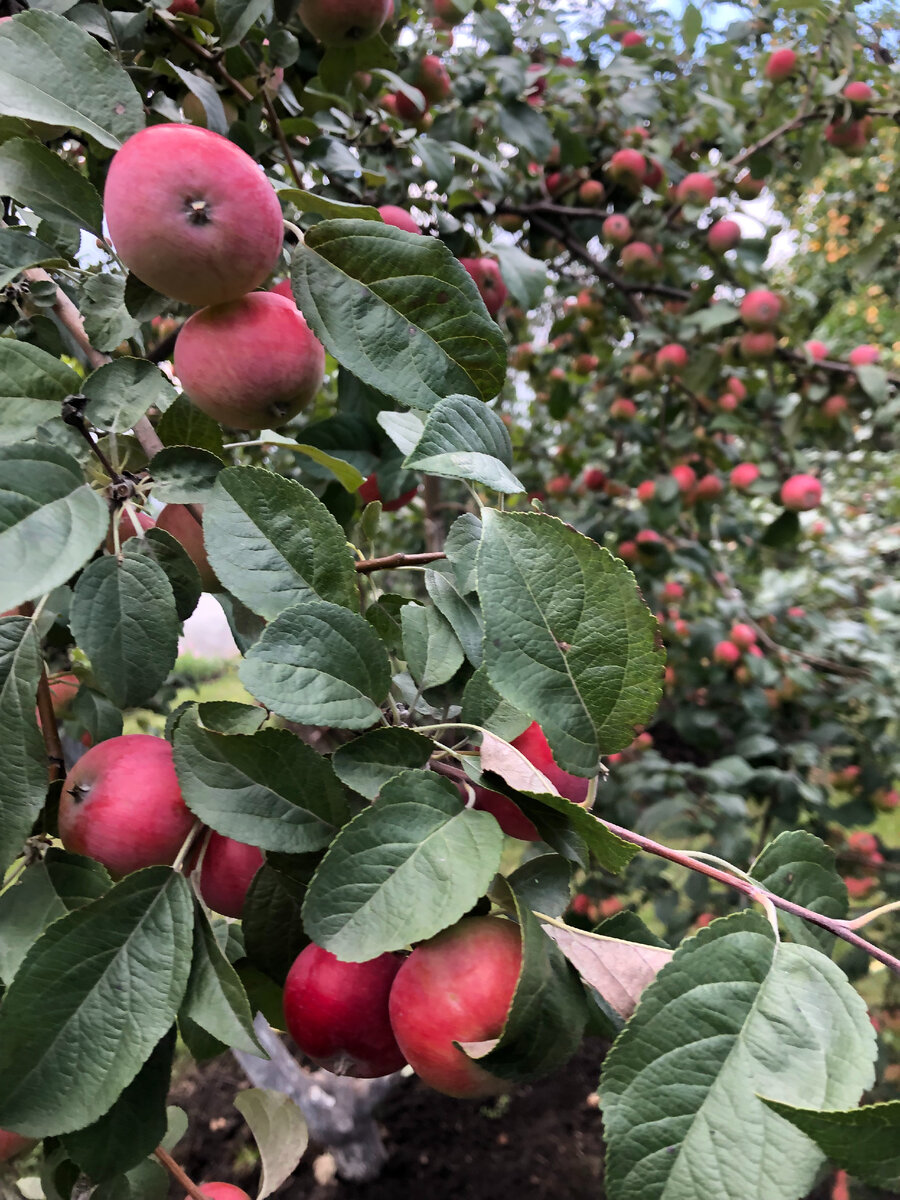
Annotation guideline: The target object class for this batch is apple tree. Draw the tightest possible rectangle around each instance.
[0,0,897,1198]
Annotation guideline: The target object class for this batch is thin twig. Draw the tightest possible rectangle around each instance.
[355,551,446,573]
[261,89,303,189]
[35,667,66,785]
[153,1147,213,1200]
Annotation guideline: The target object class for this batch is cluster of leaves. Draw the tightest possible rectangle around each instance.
[0,1,897,1200]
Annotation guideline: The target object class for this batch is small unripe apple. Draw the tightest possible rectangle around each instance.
[707,218,741,252]
[730,623,756,650]
[156,504,220,592]
[676,172,716,206]
[729,462,759,490]
[713,640,741,666]
[740,331,777,359]
[780,473,822,511]
[606,148,646,190]
[578,179,605,206]
[388,916,522,1098]
[671,464,697,493]
[378,205,420,234]
[174,293,325,430]
[848,344,879,366]
[764,47,798,82]
[197,833,264,918]
[610,397,637,419]
[602,213,632,246]
[459,257,507,316]
[734,171,764,200]
[655,343,688,374]
[416,54,451,103]
[620,241,659,275]
[740,289,783,330]
[583,466,607,491]
[0,1131,37,1162]
[358,473,418,511]
[59,735,195,877]
[298,0,393,45]
[804,339,829,361]
[284,944,407,1077]
[104,126,284,307]
[636,480,656,503]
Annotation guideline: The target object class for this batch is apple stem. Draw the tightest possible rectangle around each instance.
[153,1146,211,1200]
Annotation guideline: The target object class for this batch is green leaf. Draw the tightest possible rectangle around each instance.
[281,188,380,221]
[477,510,665,774]
[410,135,453,190]
[149,446,223,504]
[759,1098,900,1190]
[0,139,103,233]
[166,62,228,137]
[0,342,81,446]
[0,617,47,874]
[0,228,67,288]
[0,442,109,605]
[0,848,111,984]
[233,1089,309,1200]
[92,1158,168,1200]
[0,12,144,150]
[445,512,482,594]
[498,100,554,160]
[196,700,266,736]
[600,911,877,1200]
[493,243,548,311]
[506,854,572,919]
[471,885,587,1085]
[331,727,434,800]
[179,904,260,1055]
[750,830,848,953]
[240,599,391,730]
[81,274,140,352]
[855,364,888,403]
[253,430,366,492]
[403,394,524,493]
[204,467,359,619]
[291,219,507,408]
[425,566,483,667]
[63,1030,175,1182]
[156,393,224,457]
[302,770,504,961]
[681,2,702,50]
[0,867,194,1137]
[69,548,180,710]
[215,0,267,47]
[242,863,311,985]
[401,603,465,689]
[82,358,176,434]
[173,714,347,852]
[129,528,202,622]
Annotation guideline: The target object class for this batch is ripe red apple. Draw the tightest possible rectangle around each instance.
[578,179,605,206]
[574,353,599,375]
[466,783,540,841]
[822,394,847,420]
[583,466,607,491]
[168,0,200,14]
[848,344,879,366]
[106,507,155,553]
[189,1184,250,1200]
[843,81,873,107]
[618,540,637,562]
[459,257,507,316]
[606,148,647,190]
[655,343,688,374]
[734,171,764,200]
[764,47,798,82]
[804,339,829,361]
[378,205,420,234]
[707,218,741,252]
[298,0,393,44]
[825,118,870,154]
[740,331,777,359]
[610,397,637,419]
[432,0,463,25]
[59,735,195,877]
[547,474,571,497]
[155,504,220,591]
[358,473,418,511]
[510,721,590,804]
[104,126,284,307]
[671,464,697,493]
[636,529,662,548]
[620,241,659,275]
[676,172,716,206]
[388,916,522,1098]
[174,293,324,430]
[730,623,756,650]
[416,54,451,103]
[0,1131,36,1162]
[713,640,741,666]
[602,213,632,246]
[780,474,822,511]
[197,833,264,919]
[621,30,645,48]
[662,581,684,602]
[740,289,783,329]
[730,462,759,490]
[718,392,738,412]
[636,480,656,503]
[284,944,406,1077]
[395,86,428,122]
[693,474,723,502]
[643,158,664,189]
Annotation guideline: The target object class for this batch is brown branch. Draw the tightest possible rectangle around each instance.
[261,89,304,189]
[778,347,900,388]
[23,268,107,370]
[600,817,900,976]
[728,109,826,173]
[355,551,446,573]
[529,213,647,321]
[35,667,66,785]
[153,1147,214,1200]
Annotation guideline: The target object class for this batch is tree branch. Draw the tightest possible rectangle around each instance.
[355,551,446,573]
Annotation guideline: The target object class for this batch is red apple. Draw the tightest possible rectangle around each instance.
[467,783,540,841]
[764,47,798,82]
[510,721,589,804]
[730,462,760,490]
[620,241,659,275]
[780,474,822,511]
[388,916,522,1098]
[734,171,764,200]
[583,466,607,491]
[740,331,777,359]
[602,214,632,246]
[730,623,756,650]
[59,735,195,877]
[618,540,637,562]
[578,179,605,206]
[106,508,155,553]
[610,397,637,419]
[693,474,723,502]
[676,172,716,206]
[606,148,646,190]
[174,293,324,430]
[358,473,418,511]
[655,343,688,374]
[843,81,873,106]
[431,0,463,25]
[825,119,870,154]
[713,640,741,666]
[804,339,829,361]
[197,833,264,919]
[156,504,220,591]
[416,54,451,103]
[284,944,406,1077]
[459,257,507,316]
[378,205,421,234]
[636,480,656,503]
[190,1185,250,1200]
[848,344,879,366]
[0,1131,37,1162]
[395,86,428,122]
[662,581,684,602]
[104,126,283,307]
[822,394,847,420]
[740,289,783,329]
[707,218,741,252]
[718,393,738,412]
[168,0,201,14]
[297,0,393,45]
[671,464,697,493]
